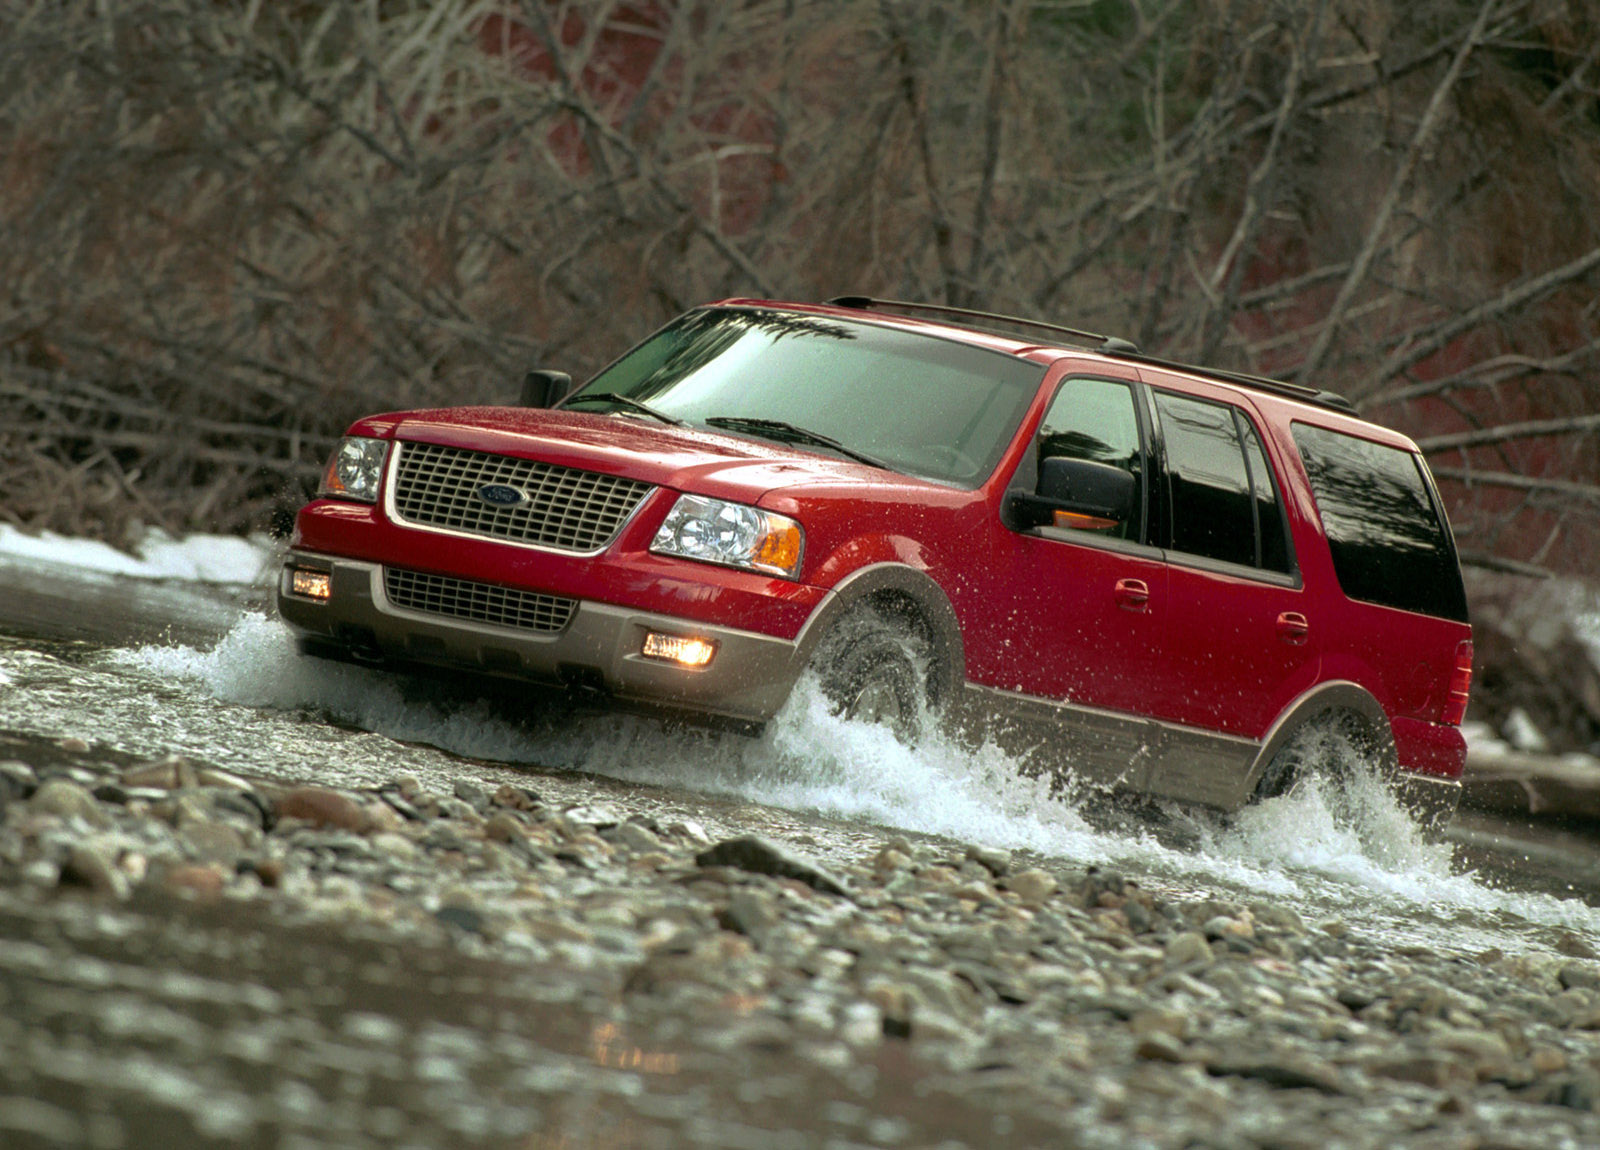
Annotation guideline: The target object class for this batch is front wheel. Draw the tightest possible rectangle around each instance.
[808,606,930,744]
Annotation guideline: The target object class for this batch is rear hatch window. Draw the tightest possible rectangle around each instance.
[1292,423,1469,623]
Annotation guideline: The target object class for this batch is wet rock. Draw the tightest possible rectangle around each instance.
[1002,868,1057,904]
[58,844,128,899]
[55,737,90,754]
[377,788,425,822]
[275,786,370,833]
[164,863,227,899]
[180,820,248,866]
[30,779,107,827]
[1559,963,1600,992]
[492,783,543,812]
[121,756,198,790]
[696,835,849,898]
[1207,1056,1346,1095]
[452,780,491,814]
[965,844,1011,878]
[719,888,776,943]
[605,821,665,856]
[1165,932,1213,968]
[435,905,487,935]
[0,760,37,798]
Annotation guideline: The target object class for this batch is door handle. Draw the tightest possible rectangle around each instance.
[1114,578,1150,612]
[1276,611,1310,646]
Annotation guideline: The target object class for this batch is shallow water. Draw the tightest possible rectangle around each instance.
[1,599,1597,967]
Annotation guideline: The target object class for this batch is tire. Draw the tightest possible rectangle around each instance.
[1252,710,1377,805]
[809,605,930,744]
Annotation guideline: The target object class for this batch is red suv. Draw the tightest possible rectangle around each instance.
[278,299,1473,824]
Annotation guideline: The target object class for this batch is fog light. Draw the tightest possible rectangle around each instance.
[291,568,332,601]
[641,631,716,668]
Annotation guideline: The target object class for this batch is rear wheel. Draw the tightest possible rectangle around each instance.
[809,605,930,744]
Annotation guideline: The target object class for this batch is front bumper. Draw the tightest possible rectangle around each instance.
[276,552,810,725]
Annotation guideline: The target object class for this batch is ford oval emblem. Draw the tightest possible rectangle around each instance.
[476,483,526,508]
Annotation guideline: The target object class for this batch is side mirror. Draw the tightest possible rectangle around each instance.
[1008,457,1135,530]
[521,369,573,408]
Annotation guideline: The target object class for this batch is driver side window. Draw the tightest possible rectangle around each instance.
[1036,377,1144,541]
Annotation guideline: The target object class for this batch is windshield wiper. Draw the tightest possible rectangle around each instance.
[705,416,890,471]
[562,392,687,427]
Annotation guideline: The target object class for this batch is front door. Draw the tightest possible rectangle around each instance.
[973,374,1167,788]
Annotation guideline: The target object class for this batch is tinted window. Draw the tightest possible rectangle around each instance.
[1293,423,1468,622]
[1240,422,1292,573]
[570,307,1045,487]
[1036,377,1144,540]
[1155,392,1256,568]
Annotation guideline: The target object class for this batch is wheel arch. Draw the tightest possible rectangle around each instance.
[1244,681,1397,799]
[793,563,965,709]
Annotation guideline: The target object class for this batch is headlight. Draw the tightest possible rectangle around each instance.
[650,494,804,579]
[318,437,389,503]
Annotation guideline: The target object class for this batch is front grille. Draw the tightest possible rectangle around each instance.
[384,568,577,634]
[392,441,653,552]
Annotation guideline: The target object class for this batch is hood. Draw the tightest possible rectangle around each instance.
[349,405,932,505]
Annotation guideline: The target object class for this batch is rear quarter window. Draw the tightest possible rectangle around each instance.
[1292,423,1468,623]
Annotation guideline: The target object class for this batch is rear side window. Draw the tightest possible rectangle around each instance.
[1154,392,1292,573]
[1292,423,1468,622]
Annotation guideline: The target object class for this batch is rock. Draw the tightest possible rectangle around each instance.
[30,779,107,827]
[695,836,849,898]
[452,780,491,814]
[492,783,543,811]
[1207,1056,1346,1095]
[435,905,487,935]
[965,844,1011,878]
[1559,963,1600,992]
[165,863,226,899]
[55,737,91,754]
[179,820,247,866]
[58,844,128,899]
[719,888,776,942]
[1002,868,1057,904]
[606,821,664,855]
[1136,1033,1188,1063]
[275,786,369,833]
[0,760,37,797]
[1165,932,1214,968]
[121,756,198,790]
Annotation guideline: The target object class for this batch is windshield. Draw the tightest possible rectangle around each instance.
[564,307,1046,487]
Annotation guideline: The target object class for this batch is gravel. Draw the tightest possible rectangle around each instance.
[4,735,1600,1148]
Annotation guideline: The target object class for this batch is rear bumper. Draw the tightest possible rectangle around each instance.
[276,552,810,725]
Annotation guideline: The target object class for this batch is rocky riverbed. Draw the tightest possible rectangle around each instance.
[3,733,1600,1148]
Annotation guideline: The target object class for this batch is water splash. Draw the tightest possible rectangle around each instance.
[110,613,1600,950]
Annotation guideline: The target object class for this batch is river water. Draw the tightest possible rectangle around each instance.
[4,549,1600,967]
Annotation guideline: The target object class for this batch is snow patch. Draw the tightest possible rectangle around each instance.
[0,525,274,585]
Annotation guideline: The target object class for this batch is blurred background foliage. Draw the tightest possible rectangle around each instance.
[1,0,1597,576]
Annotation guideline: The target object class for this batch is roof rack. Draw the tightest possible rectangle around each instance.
[826,296,1142,355]
[825,295,1355,415]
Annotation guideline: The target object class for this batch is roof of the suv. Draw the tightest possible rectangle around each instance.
[717,296,1358,417]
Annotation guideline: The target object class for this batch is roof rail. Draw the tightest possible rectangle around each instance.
[1101,348,1357,413]
[825,295,1355,414]
[826,296,1141,355]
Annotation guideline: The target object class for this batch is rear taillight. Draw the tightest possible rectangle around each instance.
[1442,639,1473,725]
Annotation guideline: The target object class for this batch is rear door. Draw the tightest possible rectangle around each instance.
[1142,385,1321,805]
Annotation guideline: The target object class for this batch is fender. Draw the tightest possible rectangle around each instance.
[1243,680,1397,801]
[791,562,966,709]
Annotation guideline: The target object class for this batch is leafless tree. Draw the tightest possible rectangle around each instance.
[0,0,1596,574]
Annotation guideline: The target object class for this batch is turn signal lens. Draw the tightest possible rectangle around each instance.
[1442,639,1473,725]
[650,494,805,579]
[319,437,389,503]
[641,631,717,668]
